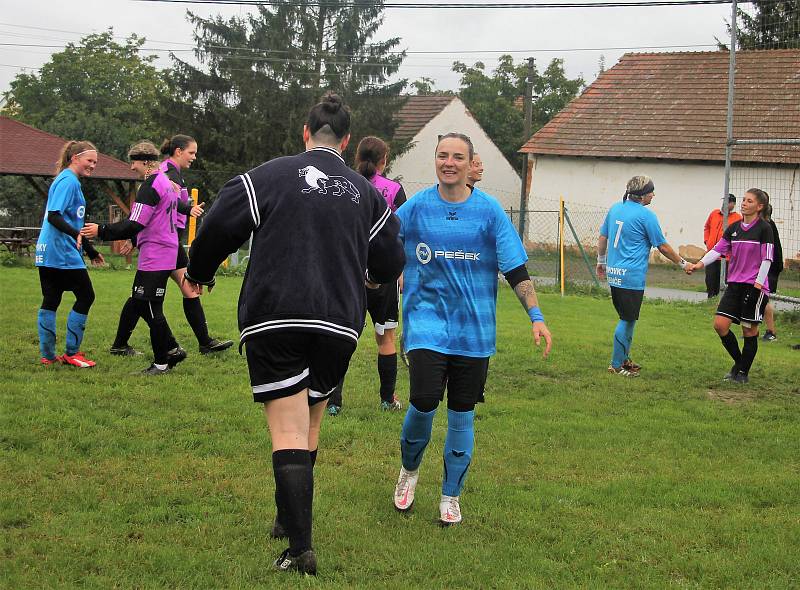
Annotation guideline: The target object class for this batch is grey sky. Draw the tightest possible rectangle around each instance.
[1,0,733,97]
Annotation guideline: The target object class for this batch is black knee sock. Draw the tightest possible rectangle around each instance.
[276,449,317,530]
[272,449,313,556]
[112,297,139,348]
[719,331,742,366]
[183,297,211,346]
[739,335,759,375]
[377,353,397,402]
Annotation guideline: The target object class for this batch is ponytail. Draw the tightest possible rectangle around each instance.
[160,134,196,158]
[55,140,97,175]
[355,136,388,179]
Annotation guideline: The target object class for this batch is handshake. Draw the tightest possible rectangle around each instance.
[681,259,701,275]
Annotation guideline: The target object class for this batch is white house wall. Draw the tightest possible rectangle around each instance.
[389,98,522,209]
[529,155,799,258]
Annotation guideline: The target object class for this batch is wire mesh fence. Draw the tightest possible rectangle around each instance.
[726,1,800,294]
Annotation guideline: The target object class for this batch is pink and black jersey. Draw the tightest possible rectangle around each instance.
[713,218,774,289]
[160,160,191,229]
[370,173,407,213]
[129,171,181,271]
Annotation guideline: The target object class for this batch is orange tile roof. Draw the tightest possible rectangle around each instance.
[393,95,456,144]
[520,50,800,165]
[0,116,138,180]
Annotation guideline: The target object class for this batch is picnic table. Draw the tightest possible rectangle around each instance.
[0,227,39,256]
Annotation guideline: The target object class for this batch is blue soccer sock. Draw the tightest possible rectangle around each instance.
[612,319,636,368]
[400,403,437,471]
[442,409,474,497]
[66,310,88,355]
[38,309,57,360]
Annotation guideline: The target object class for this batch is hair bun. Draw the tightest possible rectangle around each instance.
[159,138,172,155]
[321,92,343,113]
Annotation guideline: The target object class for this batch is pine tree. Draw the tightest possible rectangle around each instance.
[168,0,406,185]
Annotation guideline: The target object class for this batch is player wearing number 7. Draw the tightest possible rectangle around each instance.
[596,176,688,376]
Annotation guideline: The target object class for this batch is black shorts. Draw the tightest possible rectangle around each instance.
[611,286,644,321]
[38,266,94,312]
[407,348,489,409]
[132,270,171,301]
[717,282,769,325]
[245,331,357,405]
[366,281,399,335]
[175,244,189,270]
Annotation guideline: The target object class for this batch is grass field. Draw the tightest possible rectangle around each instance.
[2,266,800,589]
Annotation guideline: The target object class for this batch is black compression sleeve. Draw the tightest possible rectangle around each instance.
[83,239,100,260]
[177,199,193,215]
[504,264,531,289]
[97,219,145,241]
[47,211,79,239]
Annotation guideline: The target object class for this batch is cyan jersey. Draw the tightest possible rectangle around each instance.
[397,185,527,357]
[600,200,666,290]
[35,169,87,269]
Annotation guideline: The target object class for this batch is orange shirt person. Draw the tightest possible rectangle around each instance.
[703,194,742,298]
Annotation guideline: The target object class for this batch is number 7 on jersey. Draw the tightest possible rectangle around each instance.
[613,220,624,248]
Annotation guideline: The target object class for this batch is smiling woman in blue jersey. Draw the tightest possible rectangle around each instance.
[596,175,688,377]
[35,140,105,368]
[392,132,553,526]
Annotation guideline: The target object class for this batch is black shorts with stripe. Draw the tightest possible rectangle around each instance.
[717,282,769,325]
[366,281,399,335]
[244,331,356,404]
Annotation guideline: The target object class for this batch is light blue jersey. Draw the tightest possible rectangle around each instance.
[397,185,527,357]
[600,200,666,290]
[35,169,87,269]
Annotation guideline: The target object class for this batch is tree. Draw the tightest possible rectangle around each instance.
[453,56,584,168]
[168,0,407,181]
[736,0,800,49]
[3,30,171,160]
[1,30,172,223]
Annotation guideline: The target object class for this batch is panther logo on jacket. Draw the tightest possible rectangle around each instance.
[299,166,361,204]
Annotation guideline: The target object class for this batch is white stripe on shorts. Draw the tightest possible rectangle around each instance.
[252,367,309,394]
[309,384,339,398]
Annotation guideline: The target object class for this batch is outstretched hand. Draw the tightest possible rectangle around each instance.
[190,202,205,218]
[91,253,105,267]
[81,223,99,239]
[181,274,206,295]
[532,321,552,359]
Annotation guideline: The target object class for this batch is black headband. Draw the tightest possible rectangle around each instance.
[129,153,159,162]
[627,180,655,197]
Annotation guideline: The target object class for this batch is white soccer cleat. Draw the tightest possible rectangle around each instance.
[393,466,419,512]
[439,494,462,526]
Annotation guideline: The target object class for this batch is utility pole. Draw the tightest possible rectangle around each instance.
[518,57,535,239]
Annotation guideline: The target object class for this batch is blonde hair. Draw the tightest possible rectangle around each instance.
[56,140,97,175]
[128,140,161,175]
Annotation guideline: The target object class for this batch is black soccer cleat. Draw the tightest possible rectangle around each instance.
[723,364,739,381]
[199,338,234,355]
[166,346,188,368]
[731,372,749,384]
[270,518,288,540]
[141,363,170,376]
[273,548,317,576]
[110,345,143,356]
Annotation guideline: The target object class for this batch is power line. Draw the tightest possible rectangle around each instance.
[132,0,735,7]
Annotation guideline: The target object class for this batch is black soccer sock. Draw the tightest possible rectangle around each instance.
[272,449,313,556]
[719,331,742,365]
[739,335,759,376]
[377,353,398,402]
[112,297,139,348]
[133,299,172,365]
[275,448,317,531]
[183,297,211,346]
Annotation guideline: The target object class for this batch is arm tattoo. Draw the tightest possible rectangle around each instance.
[513,279,538,311]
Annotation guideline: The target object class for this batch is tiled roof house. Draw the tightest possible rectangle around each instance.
[519,50,800,256]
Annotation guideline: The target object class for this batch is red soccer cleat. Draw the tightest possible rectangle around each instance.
[61,352,96,368]
[40,355,62,366]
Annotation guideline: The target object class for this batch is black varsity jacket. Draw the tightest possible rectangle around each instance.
[186,146,405,347]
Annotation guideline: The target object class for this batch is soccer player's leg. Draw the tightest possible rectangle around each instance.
[110,297,142,356]
[395,349,446,511]
[369,283,401,410]
[736,286,769,383]
[37,267,63,364]
[609,287,641,376]
[715,284,744,379]
[62,269,96,367]
[438,356,487,526]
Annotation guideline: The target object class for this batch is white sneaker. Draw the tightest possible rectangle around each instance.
[439,494,462,526]
[393,466,419,511]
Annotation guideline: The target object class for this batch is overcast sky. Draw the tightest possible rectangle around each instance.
[0,0,733,97]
